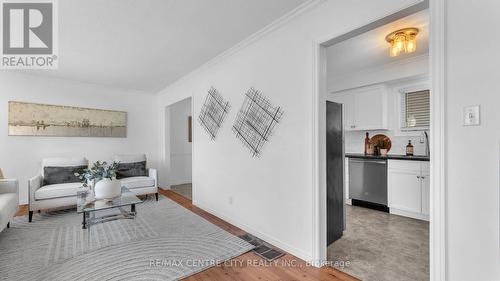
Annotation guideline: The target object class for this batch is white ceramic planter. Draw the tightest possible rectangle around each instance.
[94,178,121,200]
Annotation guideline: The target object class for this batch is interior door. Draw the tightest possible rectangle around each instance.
[326,101,344,245]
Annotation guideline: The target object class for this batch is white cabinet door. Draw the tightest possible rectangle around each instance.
[344,158,350,201]
[329,84,388,131]
[421,163,430,215]
[329,93,355,131]
[355,86,388,131]
[388,169,422,213]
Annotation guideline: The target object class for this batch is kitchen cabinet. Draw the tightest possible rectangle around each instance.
[421,162,430,216]
[329,84,388,131]
[344,158,351,204]
[331,93,355,130]
[388,160,430,221]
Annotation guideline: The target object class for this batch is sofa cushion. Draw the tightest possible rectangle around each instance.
[35,182,83,200]
[120,176,155,190]
[116,161,147,179]
[0,193,18,227]
[43,165,87,186]
[41,157,88,186]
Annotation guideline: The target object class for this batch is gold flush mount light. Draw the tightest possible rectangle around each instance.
[385,28,419,57]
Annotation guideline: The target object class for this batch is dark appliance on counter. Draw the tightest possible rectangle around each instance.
[349,158,389,212]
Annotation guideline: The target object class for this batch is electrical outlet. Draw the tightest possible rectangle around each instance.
[463,105,480,126]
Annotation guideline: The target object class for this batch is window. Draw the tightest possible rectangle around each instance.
[401,89,430,130]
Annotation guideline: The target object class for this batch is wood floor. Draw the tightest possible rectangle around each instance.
[15,190,358,281]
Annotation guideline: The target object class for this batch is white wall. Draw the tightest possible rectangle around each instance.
[169,98,192,185]
[327,54,429,93]
[445,1,500,280]
[156,0,425,261]
[0,72,159,204]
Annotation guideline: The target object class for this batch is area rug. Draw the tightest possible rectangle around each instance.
[0,195,254,281]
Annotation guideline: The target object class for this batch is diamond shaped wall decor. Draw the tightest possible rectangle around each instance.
[198,87,230,140]
[232,88,283,157]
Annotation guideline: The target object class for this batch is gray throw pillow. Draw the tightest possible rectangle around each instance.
[43,165,87,186]
[116,161,147,179]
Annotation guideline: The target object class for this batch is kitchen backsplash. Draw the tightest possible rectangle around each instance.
[345,130,429,156]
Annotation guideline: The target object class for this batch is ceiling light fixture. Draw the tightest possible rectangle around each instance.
[385,28,419,57]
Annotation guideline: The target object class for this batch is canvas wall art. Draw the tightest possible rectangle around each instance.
[8,101,127,137]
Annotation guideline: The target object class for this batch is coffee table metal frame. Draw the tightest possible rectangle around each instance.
[77,186,142,230]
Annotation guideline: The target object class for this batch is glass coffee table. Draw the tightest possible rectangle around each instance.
[77,186,142,230]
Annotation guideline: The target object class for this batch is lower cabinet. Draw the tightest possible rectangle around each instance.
[388,160,430,221]
[421,170,430,216]
[344,158,351,205]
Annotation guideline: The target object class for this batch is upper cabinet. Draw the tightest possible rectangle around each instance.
[328,84,388,131]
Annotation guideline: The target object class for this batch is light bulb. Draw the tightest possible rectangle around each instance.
[406,34,417,53]
[390,41,399,57]
[394,33,406,52]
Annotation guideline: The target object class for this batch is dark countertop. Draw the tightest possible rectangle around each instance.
[345,153,430,161]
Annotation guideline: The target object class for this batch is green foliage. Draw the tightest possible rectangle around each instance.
[74,161,119,187]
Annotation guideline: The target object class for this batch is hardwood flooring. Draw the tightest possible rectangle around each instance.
[15,190,358,281]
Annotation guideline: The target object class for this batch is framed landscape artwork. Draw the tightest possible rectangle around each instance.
[8,101,127,137]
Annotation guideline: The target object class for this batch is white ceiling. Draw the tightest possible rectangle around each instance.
[16,0,308,93]
[327,9,429,77]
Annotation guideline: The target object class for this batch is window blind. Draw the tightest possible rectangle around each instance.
[403,90,430,128]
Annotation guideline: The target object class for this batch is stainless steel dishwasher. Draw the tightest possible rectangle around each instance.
[349,158,388,210]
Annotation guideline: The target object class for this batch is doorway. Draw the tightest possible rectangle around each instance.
[165,97,193,200]
[319,3,433,281]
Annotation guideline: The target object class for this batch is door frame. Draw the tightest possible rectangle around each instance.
[310,1,446,280]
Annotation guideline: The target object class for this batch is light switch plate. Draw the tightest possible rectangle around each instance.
[463,105,480,126]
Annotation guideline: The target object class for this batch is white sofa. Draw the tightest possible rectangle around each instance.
[28,155,158,222]
[0,179,19,232]
[113,154,158,201]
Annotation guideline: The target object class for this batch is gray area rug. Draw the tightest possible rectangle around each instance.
[0,195,254,281]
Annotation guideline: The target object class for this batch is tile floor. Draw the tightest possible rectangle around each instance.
[328,204,429,281]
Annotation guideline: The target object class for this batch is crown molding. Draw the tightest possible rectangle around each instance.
[156,0,325,95]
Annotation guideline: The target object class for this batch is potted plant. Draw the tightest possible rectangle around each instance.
[75,161,121,200]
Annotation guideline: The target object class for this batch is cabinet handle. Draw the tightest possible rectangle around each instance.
[417,176,421,179]
[421,176,425,179]
[350,125,356,128]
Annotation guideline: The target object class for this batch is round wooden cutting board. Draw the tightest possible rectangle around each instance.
[370,134,392,152]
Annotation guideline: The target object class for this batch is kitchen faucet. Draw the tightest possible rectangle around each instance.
[423,131,430,157]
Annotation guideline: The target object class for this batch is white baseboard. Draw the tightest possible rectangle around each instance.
[195,201,313,262]
[160,186,171,190]
[390,208,429,221]
[345,198,352,205]
[170,181,192,187]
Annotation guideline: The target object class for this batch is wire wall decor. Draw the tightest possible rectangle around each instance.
[198,87,231,140]
[232,88,283,157]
